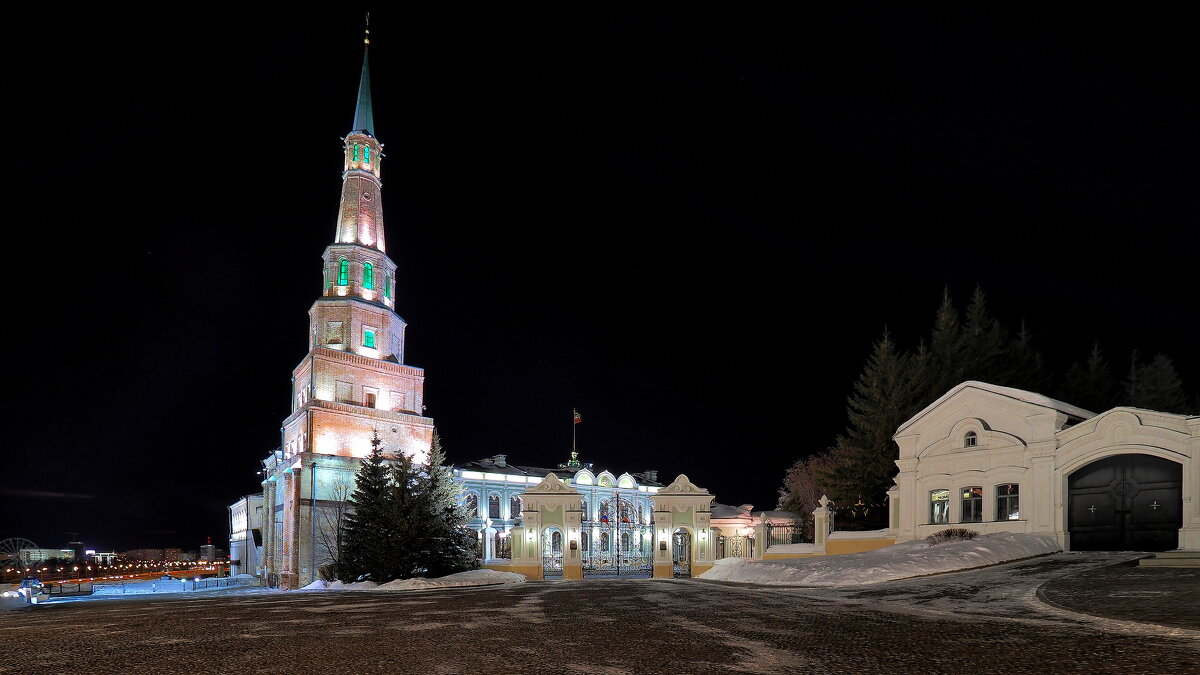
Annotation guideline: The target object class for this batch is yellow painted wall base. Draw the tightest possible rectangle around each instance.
[481,562,512,573]
[692,563,713,576]
[763,553,825,559]
[826,538,895,555]
[653,563,673,579]
[507,564,543,580]
[564,566,583,580]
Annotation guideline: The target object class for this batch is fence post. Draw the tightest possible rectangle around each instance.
[812,495,831,553]
[753,515,768,559]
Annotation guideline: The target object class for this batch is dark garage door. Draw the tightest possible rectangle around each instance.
[1068,454,1182,551]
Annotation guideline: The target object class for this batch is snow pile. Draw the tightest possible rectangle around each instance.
[699,532,1060,586]
[301,569,524,592]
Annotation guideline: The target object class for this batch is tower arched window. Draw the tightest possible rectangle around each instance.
[337,259,349,286]
[352,144,360,162]
[383,274,391,298]
[363,145,371,163]
[964,431,978,447]
[363,262,374,290]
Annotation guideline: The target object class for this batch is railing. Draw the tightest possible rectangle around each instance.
[764,523,811,548]
[192,576,253,591]
[718,535,754,559]
[47,582,93,596]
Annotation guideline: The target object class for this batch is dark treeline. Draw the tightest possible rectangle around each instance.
[780,287,1195,530]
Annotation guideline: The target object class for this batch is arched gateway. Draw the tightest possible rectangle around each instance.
[1068,454,1182,551]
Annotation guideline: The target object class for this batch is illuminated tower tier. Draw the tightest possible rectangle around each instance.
[263,34,434,591]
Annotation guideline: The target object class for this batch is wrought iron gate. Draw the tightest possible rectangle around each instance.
[580,521,653,577]
[580,494,653,578]
[542,529,563,578]
[672,530,692,577]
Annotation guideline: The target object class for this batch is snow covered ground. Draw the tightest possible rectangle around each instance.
[700,532,1061,586]
[301,569,526,592]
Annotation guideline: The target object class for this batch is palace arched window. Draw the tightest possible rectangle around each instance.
[600,532,610,552]
[488,494,500,519]
[551,531,562,553]
[509,495,521,520]
[337,259,349,286]
[581,499,589,521]
[620,532,630,551]
[964,431,978,447]
[363,262,374,289]
[464,493,479,517]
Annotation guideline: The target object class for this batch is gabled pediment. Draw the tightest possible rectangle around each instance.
[895,381,1093,445]
[524,472,580,495]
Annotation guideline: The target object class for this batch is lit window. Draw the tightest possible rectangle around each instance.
[363,329,376,349]
[363,262,374,289]
[363,145,370,163]
[488,494,500,519]
[996,484,1020,520]
[930,489,950,524]
[964,431,978,447]
[961,487,983,523]
[352,144,359,162]
[383,274,391,298]
[509,496,521,519]
[337,259,349,286]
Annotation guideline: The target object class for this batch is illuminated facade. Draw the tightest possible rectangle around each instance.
[890,381,1199,552]
[257,37,435,590]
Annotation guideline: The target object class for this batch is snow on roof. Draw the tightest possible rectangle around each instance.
[895,381,1096,436]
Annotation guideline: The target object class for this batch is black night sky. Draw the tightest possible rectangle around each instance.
[7,7,1196,552]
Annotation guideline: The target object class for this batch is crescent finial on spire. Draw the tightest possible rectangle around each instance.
[364,12,370,48]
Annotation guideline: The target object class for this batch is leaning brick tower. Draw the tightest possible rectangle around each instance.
[261,25,434,590]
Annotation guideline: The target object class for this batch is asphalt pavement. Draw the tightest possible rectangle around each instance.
[2,553,1196,674]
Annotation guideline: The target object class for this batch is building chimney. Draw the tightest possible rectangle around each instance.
[493,454,507,467]
[643,469,657,483]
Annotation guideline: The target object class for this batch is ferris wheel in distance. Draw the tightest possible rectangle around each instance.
[0,538,39,570]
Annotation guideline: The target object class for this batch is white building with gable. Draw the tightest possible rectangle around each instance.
[889,381,1199,551]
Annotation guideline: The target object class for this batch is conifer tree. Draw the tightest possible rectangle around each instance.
[415,432,478,577]
[384,445,422,580]
[1125,352,1190,413]
[340,431,392,582]
[927,288,964,398]
[960,286,1007,382]
[1005,320,1050,392]
[1062,342,1116,412]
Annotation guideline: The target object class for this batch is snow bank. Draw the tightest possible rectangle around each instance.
[700,532,1060,586]
[301,569,525,592]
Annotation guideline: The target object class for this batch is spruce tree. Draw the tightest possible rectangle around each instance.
[1125,353,1190,413]
[960,286,1007,383]
[1006,320,1050,392]
[1062,342,1116,412]
[927,288,964,398]
[385,445,422,580]
[415,432,478,577]
[824,329,912,527]
[340,431,392,582]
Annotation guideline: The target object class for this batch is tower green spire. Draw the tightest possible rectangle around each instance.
[351,19,375,136]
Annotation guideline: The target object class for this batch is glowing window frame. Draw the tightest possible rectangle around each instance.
[363,262,374,290]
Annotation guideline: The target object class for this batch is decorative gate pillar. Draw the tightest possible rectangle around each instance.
[511,473,584,580]
[650,475,715,578]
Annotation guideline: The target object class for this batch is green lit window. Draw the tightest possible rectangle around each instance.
[364,145,371,163]
[352,144,359,162]
[383,274,391,298]
[363,329,376,349]
[363,262,374,289]
[337,259,349,285]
